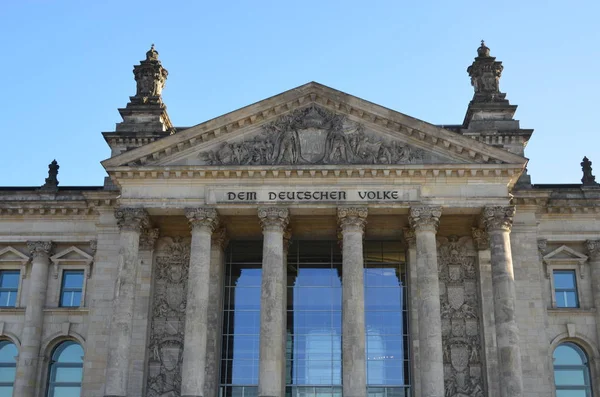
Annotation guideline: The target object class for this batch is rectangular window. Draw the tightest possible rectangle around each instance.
[553,270,579,308]
[60,271,84,308]
[0,271,20,307]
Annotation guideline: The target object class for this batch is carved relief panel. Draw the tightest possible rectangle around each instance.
[438,236,485,397]
[194,106,456,166]
[146,236,190,397]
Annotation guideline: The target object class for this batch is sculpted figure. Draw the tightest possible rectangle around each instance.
[273,127,301,164]
[323,127,352,164]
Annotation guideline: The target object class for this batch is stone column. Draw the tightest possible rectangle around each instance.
[257,207,289,397]
[586,241,600,348]
[482,206,523,397]
[338,207,368,397]
[13,241,53,397]
[204,227,228,397]
[408,206,444,397]
[105,208,149,397]
[181,208,219,397]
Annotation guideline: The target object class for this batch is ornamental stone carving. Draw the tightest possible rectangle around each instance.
[403,228,416,249]
[185,207,219,232]
[438,236,484,397]
[197,106,426,166]
[114,208,150,232]
[471,228,489,251]
[482,206,515,232]
[337,207,368,234]
[408,206,442,232]
[146,236,190,397]
[140,228,160,251]
[467,41,507,104]
[27,241,53,259]
[258,207,290,232]
[587,240,600,261]
[211,227,229,250]
[133,44,168,104]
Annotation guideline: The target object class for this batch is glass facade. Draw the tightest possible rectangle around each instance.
[220,241,409,397]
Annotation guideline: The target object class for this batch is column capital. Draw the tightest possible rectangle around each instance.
[140,228,160,251]
[114,208,150,232]
[185,207,219,232]
[211,227,229,250]
[26,241,53,260]
[472,227,490,251]
[482,205,515,232]
[258,207,289,232]
[586,240,600,261]
[403,228,416,249]
[408,205,441,232]
[337,206,368,234]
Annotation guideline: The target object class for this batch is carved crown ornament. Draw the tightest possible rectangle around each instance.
[102,83,527,173]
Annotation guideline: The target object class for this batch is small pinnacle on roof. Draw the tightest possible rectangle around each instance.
[40,159,59,191]
[581,156,598,186]
[146,43,159,61]
[477,40,491,57]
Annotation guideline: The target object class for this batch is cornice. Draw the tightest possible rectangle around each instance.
[102,82,527,169]
[513,191,600,215]
[0,191,118,217]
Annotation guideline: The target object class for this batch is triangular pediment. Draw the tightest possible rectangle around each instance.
[102,82,527,170]
[0,247,29,264]
[543,245,588,263]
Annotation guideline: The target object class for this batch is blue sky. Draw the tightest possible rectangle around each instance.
[1,1,598,186]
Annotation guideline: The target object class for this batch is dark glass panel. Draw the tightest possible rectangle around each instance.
[0,272,19,289]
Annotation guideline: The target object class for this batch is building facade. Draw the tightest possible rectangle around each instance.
[0,42,599,397]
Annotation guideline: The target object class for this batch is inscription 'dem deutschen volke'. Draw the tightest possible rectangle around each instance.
[226,190,402,201]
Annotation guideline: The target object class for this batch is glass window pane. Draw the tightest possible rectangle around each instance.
[0,367,15,383]
[54,343,84,363]
[0,386,13,397]
[565,292,578,308]
[0,272,19,289]
[555,292,567,308]
[62,271,84,289]
[0,342,17,363]
[554,271,576,289]
[0,291,15,308]
[556,390,587,397]
[554,369,586,385]
[554,344,585,365]
[48,386,81,397]
[54,366,83,382]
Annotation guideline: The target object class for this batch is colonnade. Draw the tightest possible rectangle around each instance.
[100,204,524,397]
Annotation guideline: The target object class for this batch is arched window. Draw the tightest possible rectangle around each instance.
[553,342,593,397]
[0,340,17,396]
[47,341,83,397]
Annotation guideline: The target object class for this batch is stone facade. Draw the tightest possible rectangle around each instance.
[0,42,599,397]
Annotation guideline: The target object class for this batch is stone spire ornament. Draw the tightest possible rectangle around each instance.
[40,160,59,191]
[467,40,508,104]
[132,44,169,105]
[581,156,598,186]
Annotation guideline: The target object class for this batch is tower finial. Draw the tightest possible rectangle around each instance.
[477,40,491,57]
[467,40,505,103]
[581,156,599,186]
[132,45,168,104]
[41,159,59,191]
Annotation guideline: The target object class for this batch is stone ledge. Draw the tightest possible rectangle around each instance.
[547,308,596,315]
[42,307,90,314]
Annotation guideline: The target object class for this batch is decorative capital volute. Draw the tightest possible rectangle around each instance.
[140,228,160,251]
[185,208,219,233]
[114,208,150,232]
[211,227,229,250]
[586,240,600,261]
[403,228,416,249]
[408,206,441,233]
[27,241,53,260]
[258,207,289,232]
[482,206,515,232]
[337,207,368,234]
[471,227,489,251]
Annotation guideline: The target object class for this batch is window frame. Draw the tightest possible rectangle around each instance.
[552,342,593,397]
[0,339,17,392]
[542,245,588,310]
[45,340,84,397]
[59,270,85,308]
[0,246,28,309]
[0,270,22,308]
[552,269,580,309]
[49,246,94,308]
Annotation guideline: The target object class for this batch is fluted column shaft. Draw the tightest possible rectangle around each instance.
[14,241,53,397]
[483,206,523,397]
[105,208,149,397]
[181,208,219,397]
[338,207,368,397]
[204,228,228,397]
[409,206,444,397]
[257,207,289,397]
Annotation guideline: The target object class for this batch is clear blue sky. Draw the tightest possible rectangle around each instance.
[1,1,598,186]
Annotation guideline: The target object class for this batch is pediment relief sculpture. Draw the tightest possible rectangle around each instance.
[195,106,446,166]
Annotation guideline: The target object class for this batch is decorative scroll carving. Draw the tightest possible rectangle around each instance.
[146,236,190,397]
[482,206,515,232]
[27,241,53,260]
[438,236,484,397]
[140,228,160,251]
[114,208,150,232]
[337,206,368,234]
[408,206,442,232]
[258,207,290,232]
[198,106,425,166]
[185,207,219,232]
[471,228,489,251]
